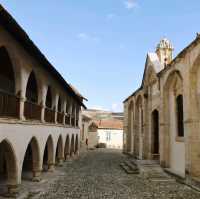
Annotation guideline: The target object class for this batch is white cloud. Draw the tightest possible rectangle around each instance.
[111,103,123,112]
[124,0,138,10]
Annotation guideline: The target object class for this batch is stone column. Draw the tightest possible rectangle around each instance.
[19,94,26,121]
[7,184,19,197]
[32,169,42,182]
[63,101,67,125]
[74,106,77,127]
[48,163,55,172]
[41,100,45,123]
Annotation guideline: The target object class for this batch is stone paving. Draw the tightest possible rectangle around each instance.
[28,149,200,199]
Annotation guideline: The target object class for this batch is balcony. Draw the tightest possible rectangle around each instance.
[0,90,19,118]
[57,112,64,124]
[24,101,41,121]
[45,108,55,123]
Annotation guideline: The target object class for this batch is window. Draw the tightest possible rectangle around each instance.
[176,95,184,137]
[106,132,111,141]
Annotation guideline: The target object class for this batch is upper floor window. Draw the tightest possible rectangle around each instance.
[176,95,184,137]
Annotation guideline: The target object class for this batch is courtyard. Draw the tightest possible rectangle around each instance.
[10,149,200,199]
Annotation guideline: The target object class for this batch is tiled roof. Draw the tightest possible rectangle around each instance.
[94,119,123,130]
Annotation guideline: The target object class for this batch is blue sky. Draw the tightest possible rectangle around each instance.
[1,0,200,112]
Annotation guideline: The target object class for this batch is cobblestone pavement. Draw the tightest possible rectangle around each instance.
[35,149,200,199]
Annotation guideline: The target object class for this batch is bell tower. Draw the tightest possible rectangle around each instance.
[156,38,174,67]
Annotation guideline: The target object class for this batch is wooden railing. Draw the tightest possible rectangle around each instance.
[65,115,70,125]
[24,101,41,121]
[0,90,19,118]
[57,112,64,124]
[0,90,80,128]
[45,108,55,123]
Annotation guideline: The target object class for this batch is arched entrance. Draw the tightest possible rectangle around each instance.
[55,135,64,166]
[22,137,41,181]
[64,135,70,160]
[24,71,40,120]
[0,140,18,195]
[70,135,75,156]
[43,136,54,171]
[0,47,19,118]
[163,71,185,176]
[45,86,54,123]
[151,110,159,159]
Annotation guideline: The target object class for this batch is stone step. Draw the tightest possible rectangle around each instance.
[120,163,140,174]
[124,161,138,171]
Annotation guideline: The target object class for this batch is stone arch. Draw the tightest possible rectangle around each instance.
[0,139,18,194]
[45,86,54,123]
[55,135,64,165]
[46,86,52,109]
[0,46,20,119]
[135,94,143,159]
[127,100,134,153]
[25,71,38,103]
[190,54,200,118]
[151,109,159,159]
[75,134,79,154]
[43,135,54,171]
[22,137,41,181]
[70,135,75,156]
[64,135,70,160]
[0,46,15,94]
[163,70,185,175]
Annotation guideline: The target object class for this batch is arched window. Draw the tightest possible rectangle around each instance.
[26,71,38,103]
[0,47,15,94]
[176,95,184,137]
[46,86,52,109]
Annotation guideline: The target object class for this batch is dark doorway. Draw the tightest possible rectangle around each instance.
[152,110,159,155]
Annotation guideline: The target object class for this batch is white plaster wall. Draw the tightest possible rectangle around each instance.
[98,129,123,149]
[169,93,185,177]
[0,121,80,184]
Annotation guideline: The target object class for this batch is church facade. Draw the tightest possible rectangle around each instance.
[0,5,86,196]
[124,34,200,179]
